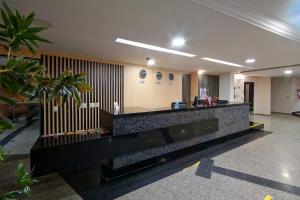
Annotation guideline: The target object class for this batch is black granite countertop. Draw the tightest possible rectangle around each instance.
[102,103,249,118]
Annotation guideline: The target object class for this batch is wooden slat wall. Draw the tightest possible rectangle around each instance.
[41,53,124,137]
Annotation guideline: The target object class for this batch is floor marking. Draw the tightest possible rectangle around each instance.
[182,161,200,171]
[195,158,214,179]
[264,195,272,200]
[213,166,300,197]
[192,161,200,167]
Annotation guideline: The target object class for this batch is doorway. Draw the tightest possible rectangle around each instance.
[244,82,254,112]
[182,74,191,103]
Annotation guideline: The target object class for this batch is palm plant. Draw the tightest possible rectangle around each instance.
[0,1,91,199]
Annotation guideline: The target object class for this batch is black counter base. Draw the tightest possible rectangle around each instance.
[100,122,264,183]
[59,123,266,198]
[31,118,219,177]
[292,111,300,117]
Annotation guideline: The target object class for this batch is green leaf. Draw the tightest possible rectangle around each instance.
[0,2,51,54]
[28,26,47,33]
[22,40,35,54]
[1,9,9,26]
[23,11,35,28]
[0,95,17,105]
[2,190,23,200]
[3,2,14,19]
[0,145,7,161]
[0,114,14,131]
[23,186,31,196]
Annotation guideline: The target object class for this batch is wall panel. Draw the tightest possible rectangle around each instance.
[41,53,124,137]
[124,66,182,108]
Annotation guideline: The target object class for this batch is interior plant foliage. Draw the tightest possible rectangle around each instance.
[0,2,91,199]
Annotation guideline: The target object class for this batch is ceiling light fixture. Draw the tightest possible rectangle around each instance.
[198,70,205,74]
[246,59,256,64]
[282,172,290,178]
[115,38,196,57]
[146,58,156,66]
[172,37,186,47]
[201,57,245,68]
[284,70,293,74]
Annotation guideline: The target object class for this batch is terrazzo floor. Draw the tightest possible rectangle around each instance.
[80,113,300,200]
[1,113,300,199]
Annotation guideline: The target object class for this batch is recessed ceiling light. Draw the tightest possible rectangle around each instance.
[172,37,186,47]
[284,70,293,74]
[115,38,196,57]
[147,58,156,66]
[198,70,205,74]
[201,57,245,68]
[282,172,290,178]
[246,59,256,64]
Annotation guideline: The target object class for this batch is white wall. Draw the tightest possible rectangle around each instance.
[234,75,271,115]
[271,77,300,113]
[254,77,271,115]
[219,72,234,102]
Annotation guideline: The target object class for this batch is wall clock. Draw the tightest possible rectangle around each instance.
[139,69,147,79]
[156,71,162,80]
[168,73,174,81]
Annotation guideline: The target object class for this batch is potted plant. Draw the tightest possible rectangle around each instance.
[0,2,91,199]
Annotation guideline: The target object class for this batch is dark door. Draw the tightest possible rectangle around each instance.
[182,74,191,103]
[199,75,219,98]
[244,82,254,111]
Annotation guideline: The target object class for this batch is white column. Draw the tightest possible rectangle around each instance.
[219,72,234,102]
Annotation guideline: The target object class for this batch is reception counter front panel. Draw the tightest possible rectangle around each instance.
[31,103,249,176]
[100,103,249,168]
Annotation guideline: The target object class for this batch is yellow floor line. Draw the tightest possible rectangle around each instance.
[192,161,200,167]
[264,195,272,200]
[182,161,200,171]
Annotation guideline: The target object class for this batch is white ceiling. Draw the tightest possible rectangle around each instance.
[6,0,300,75]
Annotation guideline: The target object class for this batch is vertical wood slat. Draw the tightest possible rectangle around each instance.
[88,61,91,131]
[42,54,47,137]
[41,53,124,137]
[78,60,82,131]
[63,57,67,134]
[47,55,51,135]
[74,59,78,133]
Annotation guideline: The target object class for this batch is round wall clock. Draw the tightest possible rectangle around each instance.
[168,73,174,81]
[139,69,147,79]
[156,71,162,80]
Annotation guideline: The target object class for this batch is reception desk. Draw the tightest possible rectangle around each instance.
[100,103,249,169]
[31,103,250,177]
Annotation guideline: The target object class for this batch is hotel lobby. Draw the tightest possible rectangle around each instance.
[0,0,300,200]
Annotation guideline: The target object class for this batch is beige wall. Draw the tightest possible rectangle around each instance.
[271,77,300,113]
[219,72,234,102]
[190,72,198,102]
[124,65,183,108]
[234,75,271,115]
